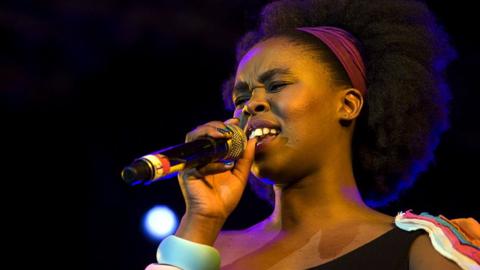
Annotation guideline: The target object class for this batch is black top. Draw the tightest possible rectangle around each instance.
[306,227,425,270]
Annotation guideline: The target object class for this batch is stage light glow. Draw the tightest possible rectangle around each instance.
[143,205,178,240]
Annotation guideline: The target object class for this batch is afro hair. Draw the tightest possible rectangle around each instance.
[221,0,457,207]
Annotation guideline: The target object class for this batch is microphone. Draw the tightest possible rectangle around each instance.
[121,124,247,185]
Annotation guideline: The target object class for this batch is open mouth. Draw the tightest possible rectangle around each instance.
[247,127,281,143]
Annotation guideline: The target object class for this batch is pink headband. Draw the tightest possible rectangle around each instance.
[297,26,367,94]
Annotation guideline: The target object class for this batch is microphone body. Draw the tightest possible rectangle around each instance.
[121,124,246,185]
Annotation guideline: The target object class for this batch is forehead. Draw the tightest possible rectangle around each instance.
[236,38,307,79]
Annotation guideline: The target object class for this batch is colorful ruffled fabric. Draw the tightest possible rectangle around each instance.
[395,210,480,270]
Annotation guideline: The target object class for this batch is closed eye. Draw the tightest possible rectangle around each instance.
[234,97,250,108]
[268,83,288,92]
[233,82,290,108]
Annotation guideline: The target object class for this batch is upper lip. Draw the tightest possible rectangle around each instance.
[245,118,282,137]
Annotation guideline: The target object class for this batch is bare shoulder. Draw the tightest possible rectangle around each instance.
[409,234,462,270]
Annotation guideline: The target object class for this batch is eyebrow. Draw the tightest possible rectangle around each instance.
[232,67,295,95]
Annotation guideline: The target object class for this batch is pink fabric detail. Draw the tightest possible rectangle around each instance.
[402,211,480,263]
[297,26,367,95]
[145,263,180,270]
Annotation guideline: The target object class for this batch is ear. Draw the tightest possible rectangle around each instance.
[337,88,364,123]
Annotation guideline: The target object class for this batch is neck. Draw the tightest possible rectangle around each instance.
[260,149,378,235]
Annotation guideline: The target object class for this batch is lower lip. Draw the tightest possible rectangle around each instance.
[255,134,278,152]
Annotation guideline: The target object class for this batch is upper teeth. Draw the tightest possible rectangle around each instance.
[249,128,279,139]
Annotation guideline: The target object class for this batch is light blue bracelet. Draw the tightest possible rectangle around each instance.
[156,235,220,270]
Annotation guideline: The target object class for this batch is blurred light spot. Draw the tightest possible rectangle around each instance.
[143,205,178,240]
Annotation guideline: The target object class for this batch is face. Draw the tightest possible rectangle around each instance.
[232,37,346,183]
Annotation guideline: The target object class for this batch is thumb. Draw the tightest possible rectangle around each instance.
[231,137,257,181]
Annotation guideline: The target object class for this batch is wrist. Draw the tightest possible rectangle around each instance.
[175,213,226,246]
[156,235,220,270]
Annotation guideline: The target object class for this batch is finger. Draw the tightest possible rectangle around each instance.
[180,162,233,181]
[224,117,240,126]
[196,162,234,176]
[204,121,232,130]
[223,118,243,134]
[199,121,234,134]
[206,120,239,137]
[231,137,257,182]
[179,167,199,181]
[186,125,232,142]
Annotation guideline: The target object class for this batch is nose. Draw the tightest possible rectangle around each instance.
[243,91,270,116]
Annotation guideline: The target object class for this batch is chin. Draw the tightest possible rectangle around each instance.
[251,164,276,182]
[251,153,311,185]
[251,159,290,184]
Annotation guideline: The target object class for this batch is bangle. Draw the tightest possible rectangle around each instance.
[156,235,220,270]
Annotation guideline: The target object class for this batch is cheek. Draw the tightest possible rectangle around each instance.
[275,88,334,145]
[277,88,330,127]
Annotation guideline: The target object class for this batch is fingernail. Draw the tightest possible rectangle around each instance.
[216,127,233,136]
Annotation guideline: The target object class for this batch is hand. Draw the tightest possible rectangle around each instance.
[177,118,257,222]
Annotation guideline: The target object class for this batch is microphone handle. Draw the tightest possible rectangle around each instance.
[122,137,229,185]
[159,137,228,168]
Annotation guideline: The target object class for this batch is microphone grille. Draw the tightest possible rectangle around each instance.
[224,124,247,161]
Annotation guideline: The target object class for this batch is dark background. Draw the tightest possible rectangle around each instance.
[1,1,478,269]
